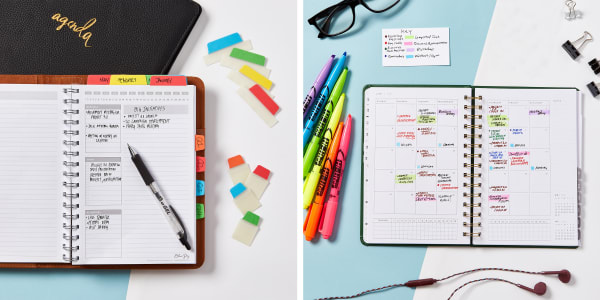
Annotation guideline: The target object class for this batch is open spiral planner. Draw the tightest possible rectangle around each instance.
[361,85,581,247]
[0,75,205,269]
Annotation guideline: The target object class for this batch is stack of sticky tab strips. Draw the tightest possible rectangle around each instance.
[227,155,272,246]
[195,133,206,220]
[87,74,188,86]
[204,33,280,127]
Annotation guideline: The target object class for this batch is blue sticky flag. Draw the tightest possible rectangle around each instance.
[207,33,242,54]
[196,180,205,196]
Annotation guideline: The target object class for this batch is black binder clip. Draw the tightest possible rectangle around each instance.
[562,31,593,59]
[589,58,600,74]
[587,82,600,97]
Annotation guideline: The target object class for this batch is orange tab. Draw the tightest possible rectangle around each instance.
[228,155,245,168]
[195,135,205,151]
[197,156,206,172]
[87,75,111,85]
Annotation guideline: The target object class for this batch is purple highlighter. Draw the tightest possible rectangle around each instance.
[303,55,335,120]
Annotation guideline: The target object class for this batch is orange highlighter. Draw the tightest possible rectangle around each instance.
[304,121,344,241]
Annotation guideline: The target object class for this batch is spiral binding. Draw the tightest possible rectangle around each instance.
[62,87,80,263]
[463,94,483,239]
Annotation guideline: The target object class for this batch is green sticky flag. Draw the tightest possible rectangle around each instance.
[242,211,260,226]
[230,48,266,66]
[196,203,204,219]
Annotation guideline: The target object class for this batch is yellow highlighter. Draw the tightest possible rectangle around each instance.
[303,94,345,209]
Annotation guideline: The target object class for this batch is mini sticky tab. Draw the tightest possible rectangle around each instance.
[197,156,206,172]
[204,40,253,66]
[109,75,147,85]
[232,212,260,246]
[195,135,205,151]
[228,155,245,168]
[150,76,187,86]
[221,55,271,74]
[230,183,247,198]
[245,165,271,199]
[196,180,205,196]
[207,33,243,54]
[254,165,270,180]
[196,203,205,219]
[237,88,278,127]
[239,65,273,90]
[87,75,111,85]
[242,211,260,226]
[230,48,266,66]
[231,183,260,214]
[227,70,275,98]
[145,75,153,84]
[249,84,279,115]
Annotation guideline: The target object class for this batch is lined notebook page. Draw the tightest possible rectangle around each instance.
[362,86,471,245]
[476,88,579,247]
[75,85,196,265]
[0,85,64,263]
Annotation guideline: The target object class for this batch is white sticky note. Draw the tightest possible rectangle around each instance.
[237,88,278,127]
[244,165,271,199]
[382,28,450,67]
[204,40,253,66]
[221,55,271,75]
[230,183,261,214]
[228,155,251,184]
[232,211,260,246]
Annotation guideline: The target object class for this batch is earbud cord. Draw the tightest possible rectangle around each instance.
[315,268,548,300]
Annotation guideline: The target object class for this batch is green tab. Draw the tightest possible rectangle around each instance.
[196,203,204,219]
[230,48,266,66]
[145,75,153,84]
[242,211,260,226]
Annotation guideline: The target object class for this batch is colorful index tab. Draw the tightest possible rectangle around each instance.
[230,183,247,198]
[230,48,266,66]
[197,156,206,172]
[228,155,245,168]
[196,180,205,196]
[195,135,205,151]
[239,65,273,90]
[196,203,205,219]
[207,33,243,53]
[249,84,279,115]
[243,211,260,226]
[253,165,270,180]
[109,75,147,85]
[87,75,111,85]
[150,76,187,86]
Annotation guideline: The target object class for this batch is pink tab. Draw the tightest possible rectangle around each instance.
[197,156,205,172]
[253,165,270,180]
[149,76,187,86]
[87,75,111,85]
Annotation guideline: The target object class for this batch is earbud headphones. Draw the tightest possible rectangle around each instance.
[316,268,571,300]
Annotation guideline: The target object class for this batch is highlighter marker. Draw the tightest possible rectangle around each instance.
[303,55,335,120]
[303,52,346,147]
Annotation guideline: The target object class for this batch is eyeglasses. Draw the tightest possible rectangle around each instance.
[308,0,402,39]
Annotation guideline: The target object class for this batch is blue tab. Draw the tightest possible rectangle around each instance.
[207,33,242,54]
[196,180,205,196]
[230,183,246,198]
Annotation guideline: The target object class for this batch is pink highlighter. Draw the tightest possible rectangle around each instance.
[319,114,352,239]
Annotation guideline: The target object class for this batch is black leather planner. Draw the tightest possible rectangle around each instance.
[0,0,201,74]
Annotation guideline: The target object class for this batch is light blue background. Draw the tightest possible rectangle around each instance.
[303,0,496,299]
[0,270,129,300]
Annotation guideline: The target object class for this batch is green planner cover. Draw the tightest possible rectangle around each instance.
[361,85,580,248]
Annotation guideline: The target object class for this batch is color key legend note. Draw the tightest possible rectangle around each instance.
[382,28,450,67]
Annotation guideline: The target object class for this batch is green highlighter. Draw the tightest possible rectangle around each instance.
[303,94,345,209]
[302,68,347,178]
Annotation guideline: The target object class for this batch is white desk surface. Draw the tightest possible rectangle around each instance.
[126,1,298,299]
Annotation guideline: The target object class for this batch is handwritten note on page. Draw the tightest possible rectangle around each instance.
[75,85,196,265]
[382,28,450,67]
